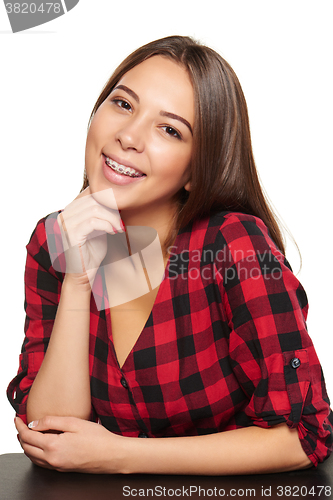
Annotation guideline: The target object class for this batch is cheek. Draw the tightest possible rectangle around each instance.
[84,140,94,177]
[164,148,192,182]
[85,127,96,160]
[84,120,106,174]
[152,141,192,174]
[86,120,101,151]
[85,108,111,153]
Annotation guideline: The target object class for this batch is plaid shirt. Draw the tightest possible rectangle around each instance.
[7,211,333,466]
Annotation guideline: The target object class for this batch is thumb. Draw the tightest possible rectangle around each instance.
[28,415,78,433]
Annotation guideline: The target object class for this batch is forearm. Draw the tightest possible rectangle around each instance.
[117,424,312,475]
[26,275,92,423]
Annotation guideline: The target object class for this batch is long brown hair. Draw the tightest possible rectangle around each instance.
[82,36,286,254]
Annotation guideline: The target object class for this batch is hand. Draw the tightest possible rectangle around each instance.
[57,187,124,281]
[15,416,125,473]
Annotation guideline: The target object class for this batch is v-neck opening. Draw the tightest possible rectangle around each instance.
[99,241,174,372]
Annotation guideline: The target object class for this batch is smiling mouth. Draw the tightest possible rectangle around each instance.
[104,155,145,178]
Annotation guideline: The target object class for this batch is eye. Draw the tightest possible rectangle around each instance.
[162,126,182,140]
[111,98,132,111]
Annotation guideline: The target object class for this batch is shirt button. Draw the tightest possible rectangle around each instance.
[290,357,301,369]
[120,376,128,389]
[138,432,149,438]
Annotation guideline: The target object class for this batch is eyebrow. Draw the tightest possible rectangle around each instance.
[114,84,140,103]
[113,84,193,135]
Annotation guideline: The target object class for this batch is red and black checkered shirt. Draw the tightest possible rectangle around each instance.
[7,211,333,466]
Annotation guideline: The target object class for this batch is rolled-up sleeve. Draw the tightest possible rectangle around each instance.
[214,213,333,466]
[7,214,63,423]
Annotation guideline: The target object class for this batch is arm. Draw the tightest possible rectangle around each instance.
[26,275,92,422]
[11,187,123,424]
[212,214,333,467]
[27,189,124,422]
[120,423,312,475]
[15,417,311,474]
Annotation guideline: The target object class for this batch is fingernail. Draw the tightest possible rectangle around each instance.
[28,420,38,429]
[120,220,126,232]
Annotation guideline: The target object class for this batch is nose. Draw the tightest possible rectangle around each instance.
[115,117,145,153]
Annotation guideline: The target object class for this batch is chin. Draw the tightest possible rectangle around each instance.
[90,183,120,211]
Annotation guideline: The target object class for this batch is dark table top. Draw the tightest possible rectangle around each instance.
[0,453,332,500]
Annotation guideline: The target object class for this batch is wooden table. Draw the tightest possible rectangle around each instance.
[1,453,332,499]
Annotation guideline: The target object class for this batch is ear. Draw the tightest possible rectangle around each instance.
[184,180,191,192]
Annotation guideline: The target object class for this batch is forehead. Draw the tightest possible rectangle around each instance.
[116,56,194,121]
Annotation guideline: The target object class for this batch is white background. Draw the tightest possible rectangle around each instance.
[0,0,332,454]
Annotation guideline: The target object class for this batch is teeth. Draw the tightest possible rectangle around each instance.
[105,156,142,177]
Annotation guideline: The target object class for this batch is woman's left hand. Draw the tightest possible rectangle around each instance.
[15,416,125,473]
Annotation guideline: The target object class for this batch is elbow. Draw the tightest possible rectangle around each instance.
[293,454,313,471]
[284,432,314,472]
[26,396,92,424]
[269,424,314,473]
[26,407,91,423]
[290,428,315,471]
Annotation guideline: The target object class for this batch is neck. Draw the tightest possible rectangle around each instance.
[120,203,178,256]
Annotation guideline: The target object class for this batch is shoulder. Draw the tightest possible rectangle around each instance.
[185,211,277,253]
[211,211,271,238]
[26,211,63,274]
[215,212,278,254]
[27,211,62,252]
[178,211,291,272]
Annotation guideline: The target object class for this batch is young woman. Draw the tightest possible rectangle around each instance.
[8,35,333,475]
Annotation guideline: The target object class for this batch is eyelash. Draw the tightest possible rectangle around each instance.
[110,98,183,140]
[111,98,132,111]
[162,126,182,140]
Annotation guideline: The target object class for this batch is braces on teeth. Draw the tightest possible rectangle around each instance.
[105,157,142,177]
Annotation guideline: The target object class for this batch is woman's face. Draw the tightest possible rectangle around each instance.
[85,55,194,219]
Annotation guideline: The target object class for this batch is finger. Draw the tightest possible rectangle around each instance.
[63,203,123,234]
[62,194,100,219]
[58,215,115,251]
[68,188,122,224]
[27,415,79,433]
[67,187,116,214]
[25,454,55,470]
[61,190,103,222]
[20,441,57,471]
[19,437,46,459]
[15,416,29,433]
[58,213,120,255]
[77,219,119,242]
[16,418,51,449]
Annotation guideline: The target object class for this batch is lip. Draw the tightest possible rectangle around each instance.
[102,152,145,176]
[102,154,146,186]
